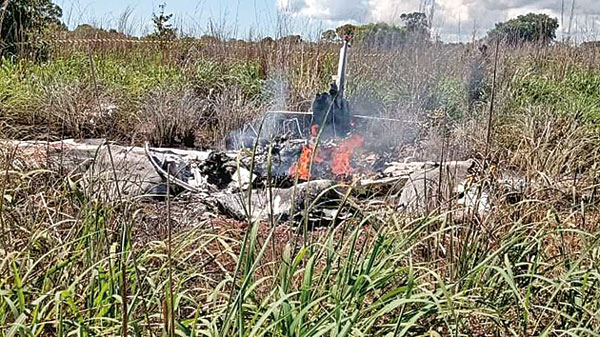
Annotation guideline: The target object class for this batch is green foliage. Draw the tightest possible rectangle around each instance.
[0,57,39,109]
[335,24,356,39]
[0,0,64,59]
[70,24,127,39]
[0,49,265,142]
[320,29,337,43]
[0,51,264,102]
[4,175,600,336]
[354,22,407,47]
[400,12,430,40]
[429,77,468,120]
[228,61,263,98]
[334,13,430,48]
[148,3,176,40]
[487,13,559,45]
[514,67,600,122]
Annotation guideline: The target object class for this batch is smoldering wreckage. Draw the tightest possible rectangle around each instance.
[8,41,521,226]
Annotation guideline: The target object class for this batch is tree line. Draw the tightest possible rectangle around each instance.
[322,12,559,47]
[0,0,561,59]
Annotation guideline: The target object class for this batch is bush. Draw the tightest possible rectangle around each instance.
[42,82,120,139]
[136,86,209,147]
[428,77,468,121]
[0,0,64,59]
[487,13,559,45]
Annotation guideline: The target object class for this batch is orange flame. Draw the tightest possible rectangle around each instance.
[289,131,364,181]
[331,134,364,176]
[289,143,323,180]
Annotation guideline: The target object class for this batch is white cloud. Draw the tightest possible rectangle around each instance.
[276,0,600,42]
[277,0,370,22]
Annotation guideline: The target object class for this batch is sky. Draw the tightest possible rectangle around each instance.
[55,0,600,42]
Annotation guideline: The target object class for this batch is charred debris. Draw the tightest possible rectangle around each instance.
[7,39,518,227]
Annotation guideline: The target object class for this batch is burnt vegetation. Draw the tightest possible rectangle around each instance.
[3,1,600,337]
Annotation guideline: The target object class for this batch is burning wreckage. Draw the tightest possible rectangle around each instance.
[9,40,500,226]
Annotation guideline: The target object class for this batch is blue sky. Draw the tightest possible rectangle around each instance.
[56,0,284,38]
[54,0,600,42]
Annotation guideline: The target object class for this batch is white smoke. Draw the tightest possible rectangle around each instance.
[276,0,600,42]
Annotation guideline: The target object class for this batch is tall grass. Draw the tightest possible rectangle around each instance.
[3,138,600,336]
[2,40,600,336]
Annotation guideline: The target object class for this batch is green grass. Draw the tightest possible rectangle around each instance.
[515,68,600,122]
[0,51,267,143]
[0,52,264,102]
[503,49,600,125]
[3,41,600,336]
[3,172,600,336]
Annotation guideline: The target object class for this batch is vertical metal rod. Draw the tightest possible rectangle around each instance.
[336,40,349,99]
[334,39,349,138]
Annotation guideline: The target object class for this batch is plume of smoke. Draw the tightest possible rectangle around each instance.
[225,70,305,150]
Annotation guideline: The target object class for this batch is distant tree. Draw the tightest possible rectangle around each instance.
[72,24,126,39]
[0,0,64,58]
[199,34,219,43]
[355,23,405,47]
[332,13,430,49]
[149,3,176,40]
[487,13,559,45]
[335,24,356,39]
[320,29,337,43]
[279,35,302,44]
[344,23,411,48]
[400,12,430,40]
[73,24,96,35]
[259,36,275,45]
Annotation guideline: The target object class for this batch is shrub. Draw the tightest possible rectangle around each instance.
[0,0,64,59]
[487,13,559,45]
[136,86,210,147]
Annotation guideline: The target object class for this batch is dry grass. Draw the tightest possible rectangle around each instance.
[2,40,600,336]
[135,86,210,147]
